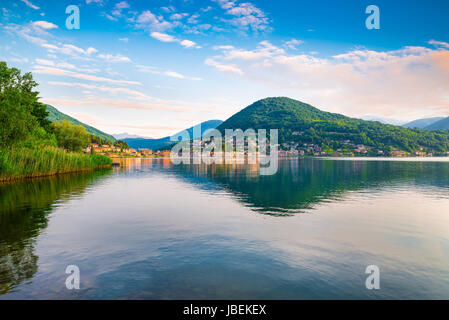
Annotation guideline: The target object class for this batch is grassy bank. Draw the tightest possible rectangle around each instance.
[0,146,112,182]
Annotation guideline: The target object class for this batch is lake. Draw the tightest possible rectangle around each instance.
[1,158,449,299]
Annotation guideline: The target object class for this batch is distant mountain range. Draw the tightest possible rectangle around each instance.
[216,97,449,154]
[124,120,223,150]
[423,117,449,130]
[112,133,152,140]
[360,115,449,130]
[45,104,116,143]
[402,117,446,129]
[360,115,406,126]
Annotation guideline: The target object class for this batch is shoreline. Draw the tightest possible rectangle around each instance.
[0,164,112,185]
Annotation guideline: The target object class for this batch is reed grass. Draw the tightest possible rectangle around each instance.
[0,146,112,182]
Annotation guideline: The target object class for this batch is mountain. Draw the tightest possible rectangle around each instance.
[45,104,116,143]
[360,115,406,126]
[424,116,449,130]
[112,133,152,140]
[124,120,223,150]
[217,97,449,154]
[402,117,445,129]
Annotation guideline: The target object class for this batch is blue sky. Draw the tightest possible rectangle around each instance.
[1,0,449,137]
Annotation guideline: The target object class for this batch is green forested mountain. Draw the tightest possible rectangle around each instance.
[217,97,449,155]
[45,104,116,143]
[424,116,449,130]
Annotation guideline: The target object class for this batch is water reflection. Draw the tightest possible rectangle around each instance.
[1,159,449,299]
[0,169,112,295]
[167,159,449,215]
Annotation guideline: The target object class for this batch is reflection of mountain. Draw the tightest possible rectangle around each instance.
[170,159,449,216]
[0,169,112,295]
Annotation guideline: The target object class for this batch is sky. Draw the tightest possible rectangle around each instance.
[1,0,449,138]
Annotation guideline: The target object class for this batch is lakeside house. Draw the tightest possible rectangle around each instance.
[390,150,407,157]
[140,148,153,156]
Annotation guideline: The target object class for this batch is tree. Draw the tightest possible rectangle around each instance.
[0,61,39,147]
[31,101,52,133]
[114,140,129,150]
[52,120,90,152]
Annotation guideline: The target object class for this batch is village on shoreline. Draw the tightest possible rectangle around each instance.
[85,140,449,159]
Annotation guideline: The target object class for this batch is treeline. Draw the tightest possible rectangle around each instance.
[218,97,449,155]
[0,61,112,181]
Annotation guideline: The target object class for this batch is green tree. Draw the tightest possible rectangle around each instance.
[31,101,52,133]
[0,61,39,147]
[114,140,129,150]
[52,120,90,152]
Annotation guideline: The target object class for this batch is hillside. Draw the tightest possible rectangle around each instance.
[217,97,449,155]
[45,105,116,143]
[424,116,449,130]
[125,120,223,150]
[403,117,445,129]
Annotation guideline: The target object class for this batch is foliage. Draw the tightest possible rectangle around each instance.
[45,104,116,143]
[0,61,112,180]
[114,140,129,149]
[218,97,449,154]
[0,146,112,182]
[52,120,91,152]
[0,61,39,147]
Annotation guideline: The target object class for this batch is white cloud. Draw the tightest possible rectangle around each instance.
[170,13,188,20]
[35,60,78,70]
[115,1,130,10]
[20,0,39,10]
[213,0,270,33]
[218,40,284,60]
[164,71,202,80]
[161,6,175,13]
[150,32,177,42]
[9,57,29,63]
[86,0,104,4]
[205,58,243,75]
[39,96,213,114]
[35,58,54,66]
[428,39,449,49]
[32,66,142,86]
[213,0,236,10]
[137,65,202,80]
[98,53,132,63]
[284,39,304,50]
[110,1,130,18]
[32,21,58,29]
[151,32,201,49]
[41,43,98,56]
[136,10,172,31]
[213,45,235,50]
[4,23,47,45]
[48,81,151,100]
[104,13,118,21]
[226,2,263,17]
[56,62,76,69]
[205,42,449,119]
[180,39,201,49]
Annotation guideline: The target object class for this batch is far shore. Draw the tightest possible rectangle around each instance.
[110,155,449,162]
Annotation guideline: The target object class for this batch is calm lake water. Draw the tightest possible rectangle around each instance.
[1,158,449,299]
